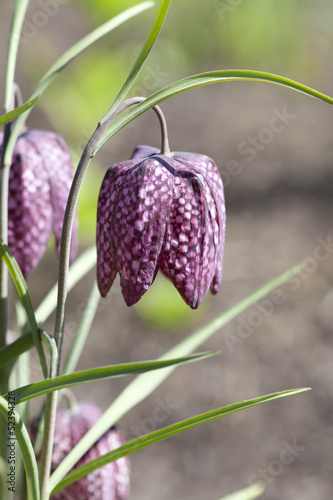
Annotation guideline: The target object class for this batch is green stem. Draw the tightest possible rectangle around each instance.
[1,0,30,480]
[36,332,58,500]
[0,395,40,500]
[0,149,10,480]
[4,0,30,113]
[54,98,170,372]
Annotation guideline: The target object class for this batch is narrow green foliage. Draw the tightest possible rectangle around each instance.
[102,0,171,120]
[3,1,155,167]
[0,97,39,126]
[10,352,217,404]
[51,388,309,494]
[96,70,333,152]
[219,484,265,500]
[45,264,304,487]
[0,396,40,500]
[0,240,47,378]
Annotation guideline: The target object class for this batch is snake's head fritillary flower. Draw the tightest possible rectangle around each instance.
[0,129,77,277]
[32,402,130,500]
[97,145,225,309]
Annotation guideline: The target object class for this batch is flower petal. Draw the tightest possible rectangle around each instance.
[174,152,226,293]
[24,130,78,263]
[110,157,173,306]
[97,159,140,296]
[42,402,128,500]
[4,133,53,277]
[160,159,216,309]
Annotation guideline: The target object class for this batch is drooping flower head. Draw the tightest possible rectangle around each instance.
[0,129,77,277]
[97,145,226,309]
[32,402,130,500]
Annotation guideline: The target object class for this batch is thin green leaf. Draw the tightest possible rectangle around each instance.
[39,330,58,379]
[4,0,30,113]
[35,246,96,325]
[0,329,57,377]
[40,1,155,86]
[0,457,6,500]
[51,388,309,494]
[95,70,333,152]
[102,0,171,122]
[219,484,265,500]
[3,1,155,166]
[0,331,34,369]
[0,395,40,500]
[45,263,304,486]
[0,239,47,378]
[11,352,217,404]
[0,97,39,127]
[62,281,100,376]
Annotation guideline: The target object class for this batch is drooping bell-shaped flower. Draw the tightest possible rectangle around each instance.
[32,402,130,500]
[97,145,226,309]
[0,129,77,277]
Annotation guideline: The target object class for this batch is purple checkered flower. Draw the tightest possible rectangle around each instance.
[32,402,130,500]
[0,129,77,277]
[97,145,226,309]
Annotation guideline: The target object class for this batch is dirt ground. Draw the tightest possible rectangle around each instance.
[2,3,333,500]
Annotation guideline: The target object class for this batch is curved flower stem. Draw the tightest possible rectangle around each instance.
[54,97,171,370]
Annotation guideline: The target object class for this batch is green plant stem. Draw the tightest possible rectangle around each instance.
[37,332,58,500]
[4,0,30,113]
[54,98,170,371]
[0,395,40,500]
[0,0,30,478]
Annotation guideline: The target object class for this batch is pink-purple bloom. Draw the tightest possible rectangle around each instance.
[32,402,130,500]
[0,129,77,277]
[97,145,226,309]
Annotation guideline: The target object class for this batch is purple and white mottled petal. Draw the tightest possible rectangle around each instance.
[174,152,226,293]
[6,134,53,277]
[160,161,216,309]
[105,428,130,500]
[32,402,130,500]
[97,159,140,297]
[110,158,173,306]
[23,130,78,263]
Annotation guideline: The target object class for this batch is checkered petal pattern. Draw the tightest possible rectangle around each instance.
[97,145,226,309]
[32,402,130,500]
[0,129,77,277]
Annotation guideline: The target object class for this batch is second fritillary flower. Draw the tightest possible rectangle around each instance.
[0,129,78,277]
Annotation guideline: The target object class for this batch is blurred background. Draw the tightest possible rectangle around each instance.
[2,1,333,499]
